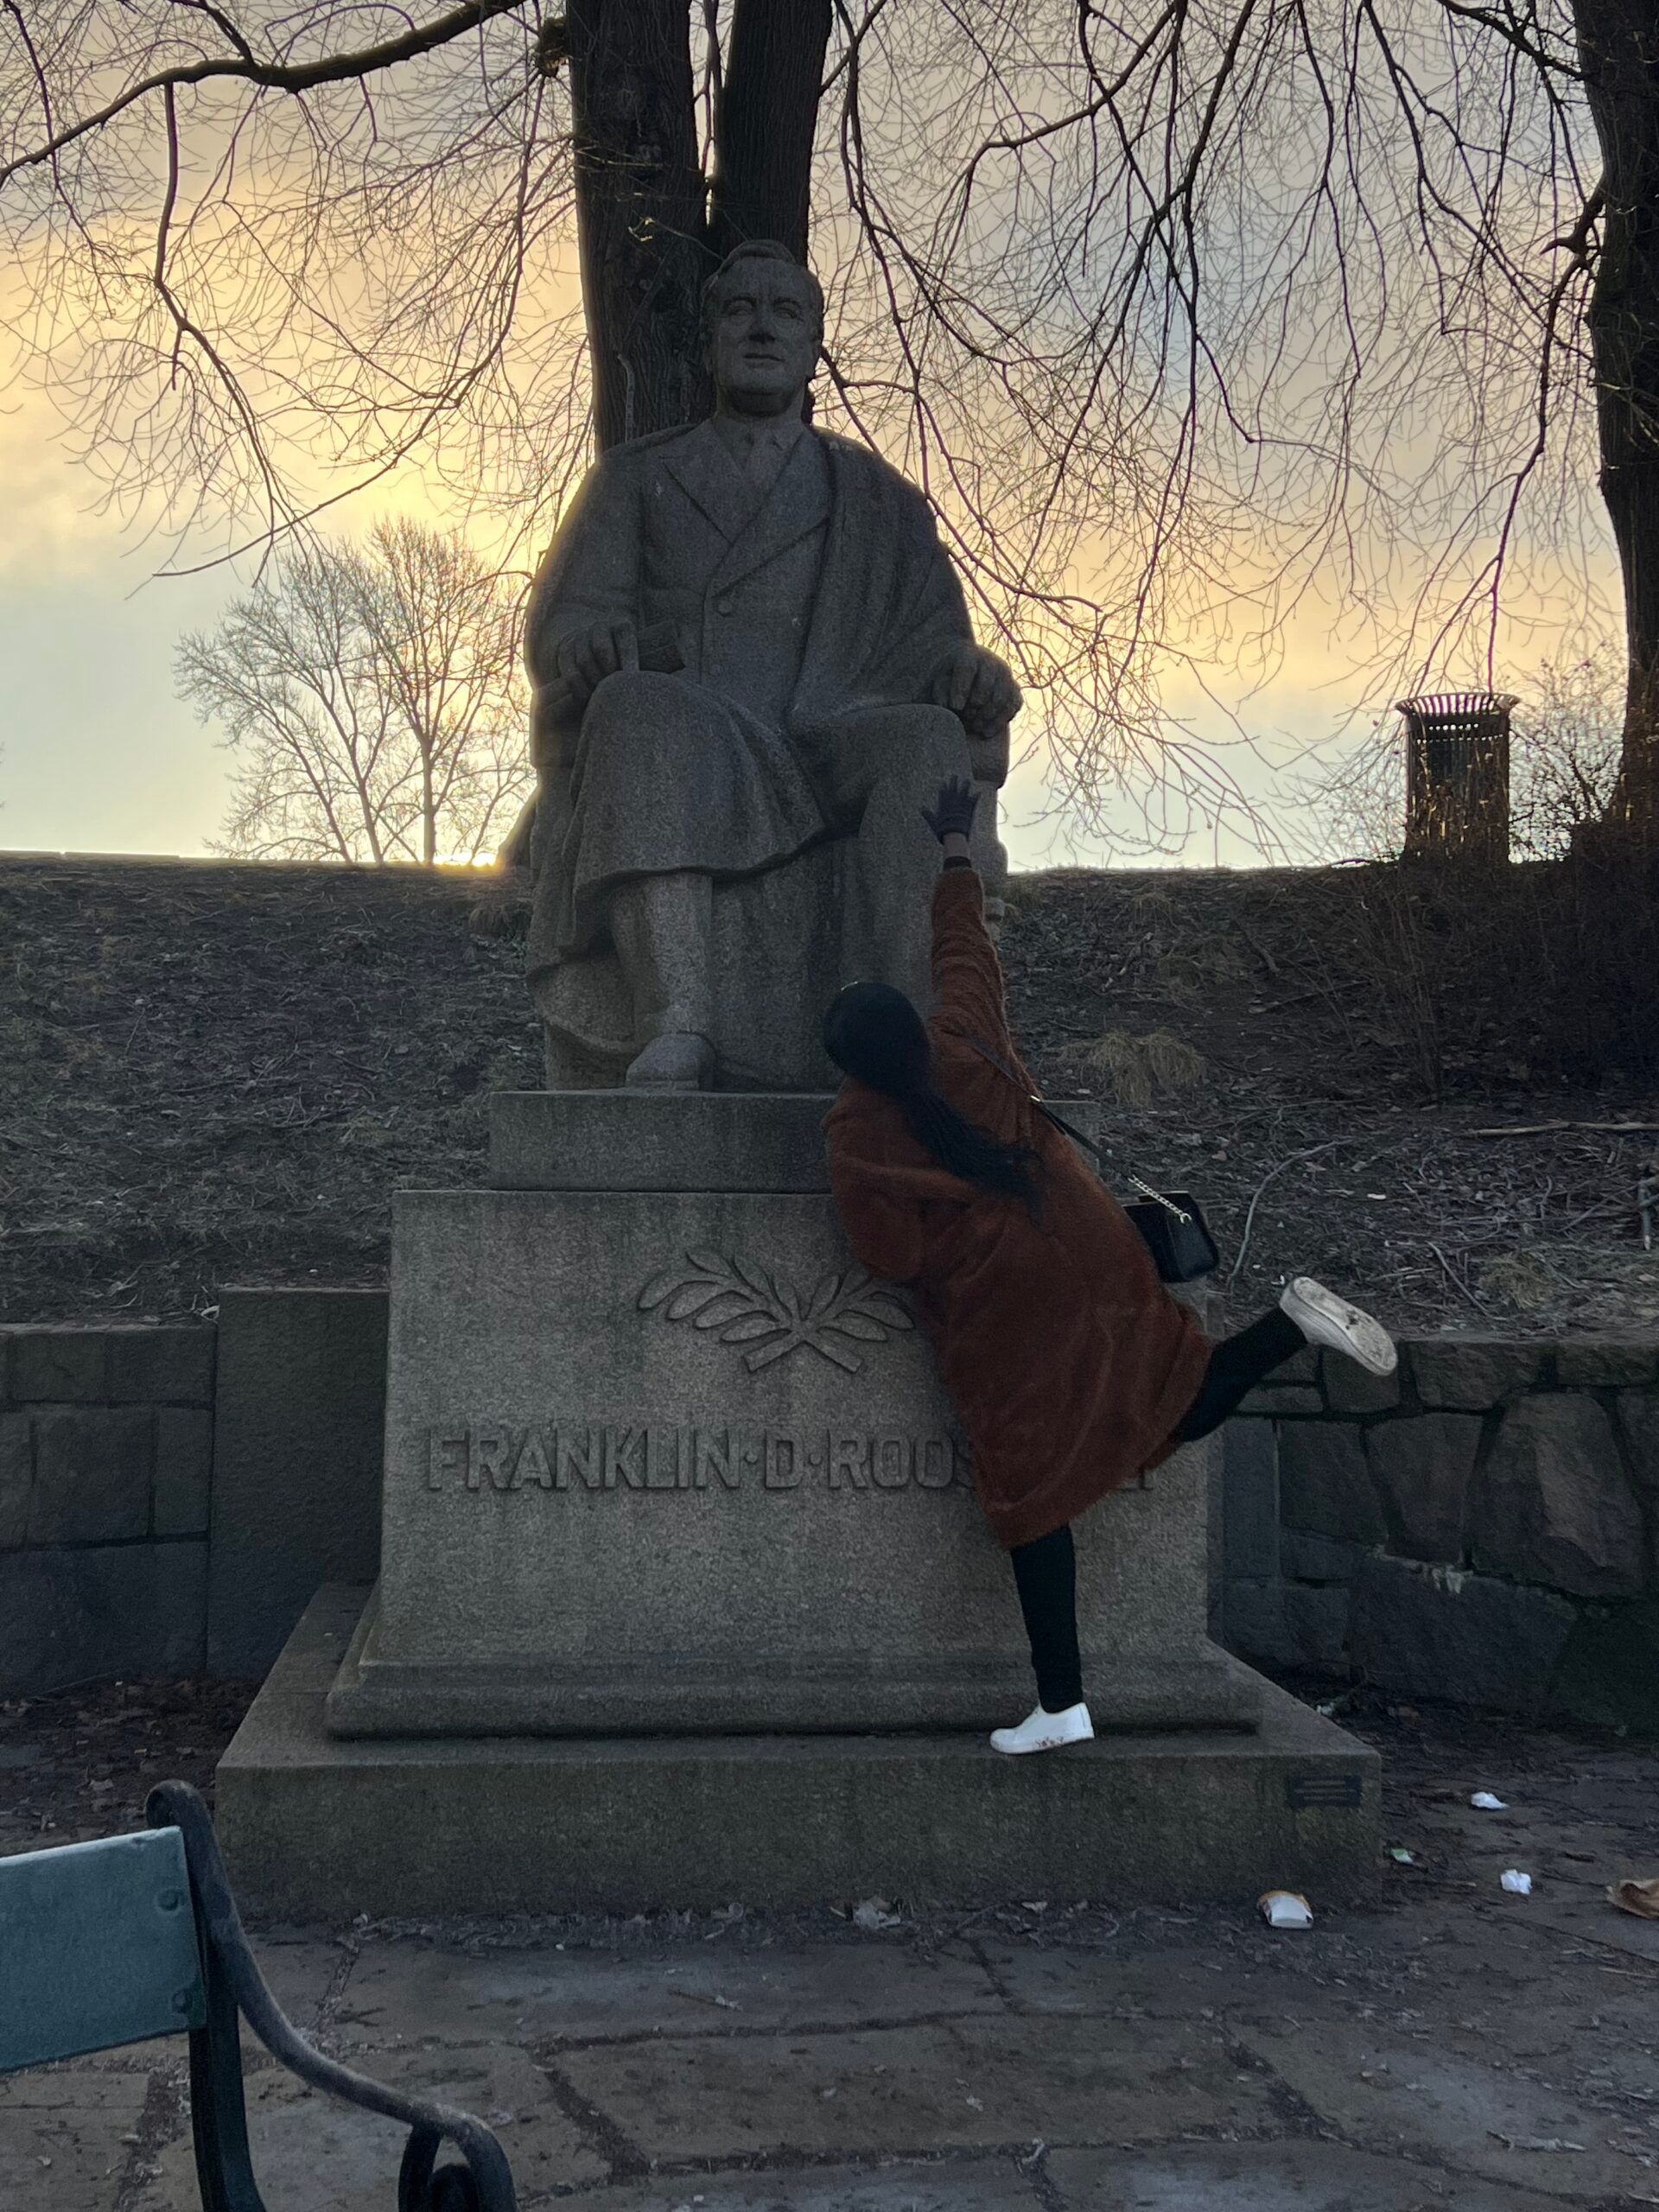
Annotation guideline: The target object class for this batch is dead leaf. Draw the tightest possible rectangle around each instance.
[1608,1877,1659,1920]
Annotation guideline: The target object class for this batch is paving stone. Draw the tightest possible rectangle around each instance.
[28,1409,152,1543]
[1277,1422,1388,1544]
[334,1941,1002,2050]
[133,2044,606,2210]
[555,2160,1043,2212]
[1046,2139,1563,2209]
[253,1932,344,2032]
[976,1945,1361,2024]
[1234,2021,1638,2199]
[105,1327,217,1408]
[153,1409,213,1537]
[0,1414,29,1549]
[5,1328,108,1404]
[1365,1412,1484,1561]
[555,2015,1274,2164]
[1350,1556,1577,1713]
[1409,1339,1544,1410]
[1554,1340,1659,1388]
[0,2066,149,2212]
[1470,1396,1645,1598]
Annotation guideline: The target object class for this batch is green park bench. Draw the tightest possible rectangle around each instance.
[0,1780,516,2210]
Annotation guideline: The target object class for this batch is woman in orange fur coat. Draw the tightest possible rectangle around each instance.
[823,779,1395,1755]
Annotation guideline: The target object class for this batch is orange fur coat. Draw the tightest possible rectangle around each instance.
[823,867,1210,1548]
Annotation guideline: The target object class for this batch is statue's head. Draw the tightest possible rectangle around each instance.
[702,241,823,416]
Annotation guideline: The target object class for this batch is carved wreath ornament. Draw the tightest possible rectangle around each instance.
[637,1253,913,1375]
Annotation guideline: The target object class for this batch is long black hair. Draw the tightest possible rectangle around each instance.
[823,982,1042,1211]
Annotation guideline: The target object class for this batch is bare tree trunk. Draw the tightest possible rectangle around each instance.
[565,0,708,449]
[1573,0,1659,836]
[706,0,833,264]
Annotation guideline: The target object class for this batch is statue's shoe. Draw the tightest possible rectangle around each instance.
[989,1701,1094,1756]
[625,1031,716,1090]
[1279,1276,1397,1376]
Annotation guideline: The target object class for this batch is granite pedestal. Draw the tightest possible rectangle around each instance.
[327,1092,1253,1738]
[218,1091,1379,1912]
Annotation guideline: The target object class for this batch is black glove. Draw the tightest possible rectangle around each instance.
[920,777,980,843]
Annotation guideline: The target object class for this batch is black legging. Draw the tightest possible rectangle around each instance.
[1008,1307,1305,1713]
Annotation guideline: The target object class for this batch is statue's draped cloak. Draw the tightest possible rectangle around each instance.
[523,422,986,1084]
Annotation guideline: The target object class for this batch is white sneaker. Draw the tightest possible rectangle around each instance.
[989,1702,1095,1756]
[1280,1276,1397,1376]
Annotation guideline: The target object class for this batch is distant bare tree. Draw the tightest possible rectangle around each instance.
[178,520,530,863]
[3,3,1656,842]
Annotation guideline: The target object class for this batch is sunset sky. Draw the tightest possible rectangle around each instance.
[7,382,1609,876]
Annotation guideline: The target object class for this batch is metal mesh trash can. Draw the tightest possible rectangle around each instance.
[1395,691,1517,862]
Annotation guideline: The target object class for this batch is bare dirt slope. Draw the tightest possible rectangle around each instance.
[3,852,1655,1331]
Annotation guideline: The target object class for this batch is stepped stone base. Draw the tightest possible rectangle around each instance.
[217,1588,1381,1918]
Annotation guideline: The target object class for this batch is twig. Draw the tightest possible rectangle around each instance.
[1227,1141,1345,1286]
[1469,1122,1659,1139]
[1427,1241,1491,1316]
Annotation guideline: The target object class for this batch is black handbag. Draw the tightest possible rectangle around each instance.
[967,1040,1221,1283]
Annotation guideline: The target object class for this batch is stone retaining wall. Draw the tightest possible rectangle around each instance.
[6,1309,1657,1728]
[1219,1337,1659,1729]
[0,1324,217,1693]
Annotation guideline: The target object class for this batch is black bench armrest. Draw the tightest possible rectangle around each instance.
[147,1783,516,2212]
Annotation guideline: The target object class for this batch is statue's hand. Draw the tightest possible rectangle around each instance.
[554,620,639,709]
[927,644,1022,742]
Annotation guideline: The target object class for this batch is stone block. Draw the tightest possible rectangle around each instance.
[1554,1338,1659,1387]
[155,1405,213,1535]
[106,1323,216,1405]
[1271,1343,1320,1386]
[1221,1419,1278,1579]
[1365,1411,1483,1561]
[1281,1529,1369,1583]
[28,1407,152,1542]
[0,1541,207,1694]
[207,1287,388,1676]
[1470,1394,1645,1597]
[1281,1581,1352,1672]
[331,1181,1249,1736]
[1322,1357,1401,1414]
[217,1589,1380,1916]
[554,2014,1274,2166]
[1618,1388,1659,1496]
[1551,1596,1659,1733]
[1221,1577,1288,1666]
[1277,1421,1388,1544]
[0,2069,151,2211]
[1350,1554,1578,1713]
[1236,1383,1324,1415]
[0,1413,29,1549]
[1408,1336,1542,1408]
[7,1325,107,1402]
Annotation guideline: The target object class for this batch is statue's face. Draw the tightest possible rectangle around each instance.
[707,260,821,414]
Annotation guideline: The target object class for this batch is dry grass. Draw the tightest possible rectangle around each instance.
[3,852,1656,1335]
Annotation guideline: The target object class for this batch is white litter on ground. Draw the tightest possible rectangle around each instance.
[1501,1869,1534,1895]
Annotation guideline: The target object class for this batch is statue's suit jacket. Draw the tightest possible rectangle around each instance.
[521,416,999,1083]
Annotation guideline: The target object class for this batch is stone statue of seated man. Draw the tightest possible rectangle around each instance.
[524,238,1021,1090]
